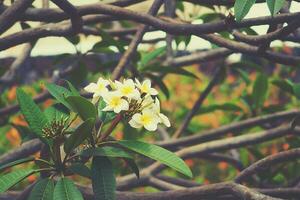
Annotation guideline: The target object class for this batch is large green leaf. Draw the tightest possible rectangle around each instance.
[117,140,193,178]
[45,83,72,109]
[81,146,133,159]
[69,163,91,178]
[234,0,256,21]
[28,178,54,200]
[91,157,116,200]
[53,178,83,200]
[44,104,69,122]
[16,89,48,143]
[65,80,80,96]
[0,157,34,171]
[267,0,285,16]
[66,96,97,121]
[0,169,36,193]
[64,118,95,154]
[252,73,268,110]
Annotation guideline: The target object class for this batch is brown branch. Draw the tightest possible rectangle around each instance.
[235,148,300,184]
[51,0,82,33]
[111,0,164,80]
[0,139,42,166]
[0,0,34,35]
[200,34,300,65]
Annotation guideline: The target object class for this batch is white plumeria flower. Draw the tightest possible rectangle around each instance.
[129,110,160,131]
[102,91,129,113]
[84,77,110,103]
[152,98,171,127]
[115,79,140,99]
[135,79,158,96]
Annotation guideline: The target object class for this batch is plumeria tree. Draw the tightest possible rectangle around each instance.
[0,0,300,200]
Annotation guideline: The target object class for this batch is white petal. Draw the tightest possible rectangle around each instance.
[114,106,122,113]
[120,99,129,111]
[132,113,142,124]
[92,96,100,104]
[144,122,158,131]
[159,114,171,127]
[129,119,143,129]
[143,79,151,88]
[149,88,158,95]
[97,78,110,86]
[84,83,97,93]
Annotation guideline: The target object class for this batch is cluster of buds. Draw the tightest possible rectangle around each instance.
[84,77,170,131]
[42,117,69,139]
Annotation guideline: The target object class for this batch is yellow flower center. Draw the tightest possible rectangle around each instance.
[110,97,121,107]
[121,86,133,95]
[98,84,105,90]
[140,114,151,125]
[141,84,149,93]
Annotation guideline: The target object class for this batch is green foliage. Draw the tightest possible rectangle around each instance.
[117,140,193,178]
[0,157,34,171]
[44,104,69,122]
[69,163,92,178]
[64,118,95,154]
[251,73,268,110]
[53,178,83,200]
[45,83,73,109]
[0,169,36,193]
[140,46,166,67]
[266,0,285,16]
[66,96,97,121]
[81,146,133,159]
[234,0,256,21]
[143,65,198,79]
[16,88,49,144]
[91,157,116,200]
[98,99,116,123]
[28,178,54,200]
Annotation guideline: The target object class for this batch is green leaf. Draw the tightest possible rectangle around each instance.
[65,80,80,96]
[28,178,54,200]
[98,99,116,123]
[0,169,36,193]
[45,83,72,109]
[81,146,133,159]
[64,118,95,154]
[292,83,300,99]
[272,79,294,95]
[252,73,268,110]
[140,46,166,67]
[44,104,69,122]
[234,0,256,21]
[69,163,92,178]
[143,65,198,79]
[0,157,34,171]
[16,88,48,143]
[117,140,193,178]
[53,178,83,200]
[267,0,285,16]
[91,156,116,200]
[66,96,97,121]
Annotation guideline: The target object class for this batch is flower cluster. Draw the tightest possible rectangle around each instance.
[84,77,170,131]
